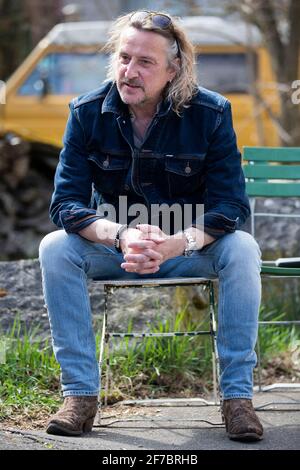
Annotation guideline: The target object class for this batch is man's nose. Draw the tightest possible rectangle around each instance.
[124,60,138,79]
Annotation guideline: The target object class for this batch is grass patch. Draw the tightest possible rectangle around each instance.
[0,319,61,427]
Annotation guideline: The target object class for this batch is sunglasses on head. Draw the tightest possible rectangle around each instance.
[129,11,173,30]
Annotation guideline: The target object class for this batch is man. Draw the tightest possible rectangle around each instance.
[39,10,263,441]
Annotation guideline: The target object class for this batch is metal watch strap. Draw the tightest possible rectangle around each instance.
[114,224,128,252]
[183,230,197,257]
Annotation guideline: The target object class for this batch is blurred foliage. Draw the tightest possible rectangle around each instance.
[0,0,63,80]
[224,0,300,146]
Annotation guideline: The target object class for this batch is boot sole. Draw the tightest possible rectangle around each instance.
[46,417,95,436]
[228,432,263,442]
[46,423,82,436]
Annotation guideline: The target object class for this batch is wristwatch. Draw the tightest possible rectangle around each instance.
[114,224,128,252]
[183,230,197,257]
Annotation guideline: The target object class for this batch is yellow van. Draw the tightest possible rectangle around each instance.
[0,16,279,151]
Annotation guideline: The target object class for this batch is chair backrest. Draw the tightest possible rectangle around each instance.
[243,147,300,197]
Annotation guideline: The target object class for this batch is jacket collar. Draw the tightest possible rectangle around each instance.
[101,81,172,118]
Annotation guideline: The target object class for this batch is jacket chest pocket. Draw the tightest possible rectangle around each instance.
[164,154,206,197]
[88,152,131,195]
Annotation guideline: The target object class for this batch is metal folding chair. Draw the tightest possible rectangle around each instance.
[243,146,300,401]
[95,277,220,424]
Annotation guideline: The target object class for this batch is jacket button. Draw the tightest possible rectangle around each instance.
[103,160,109,168]
[185,165,191,174]
[124,184,130,191]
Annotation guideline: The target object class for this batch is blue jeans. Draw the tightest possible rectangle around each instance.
[39,229,261,399]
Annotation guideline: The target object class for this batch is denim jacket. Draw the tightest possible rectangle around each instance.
[50,81,250,238]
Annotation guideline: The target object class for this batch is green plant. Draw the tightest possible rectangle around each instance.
[258,306,300,357]
[0,318,61,422]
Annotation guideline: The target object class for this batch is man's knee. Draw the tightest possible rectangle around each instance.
[39,230,70,266]
[220,230,261,268]
[230,230,260,252]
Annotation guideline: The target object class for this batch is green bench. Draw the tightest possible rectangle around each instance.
[243,146,300,276]
[243,146,300,396]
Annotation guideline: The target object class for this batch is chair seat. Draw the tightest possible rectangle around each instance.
[94,277,213,287]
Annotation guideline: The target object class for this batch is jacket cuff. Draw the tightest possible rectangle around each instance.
[59,208,103,233]
[192,212,239,240]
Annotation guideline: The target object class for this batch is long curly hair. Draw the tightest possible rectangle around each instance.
[102,11,198,115]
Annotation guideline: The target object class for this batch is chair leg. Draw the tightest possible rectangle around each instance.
[97,284,113,424]
[208,281,220,405]
[104,335,111,407]
[97,300,107,425]
[256,332,263,392]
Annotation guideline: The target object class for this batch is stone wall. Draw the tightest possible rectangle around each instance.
[0,259,201,339]
[243,197,300,258]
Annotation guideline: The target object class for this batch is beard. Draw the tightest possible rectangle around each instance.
[118,81,147,106]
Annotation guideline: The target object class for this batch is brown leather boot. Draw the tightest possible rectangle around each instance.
[46,396,98,436]
[222,399,264,442]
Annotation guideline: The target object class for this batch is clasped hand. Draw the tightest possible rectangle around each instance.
[120,224,184,275]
